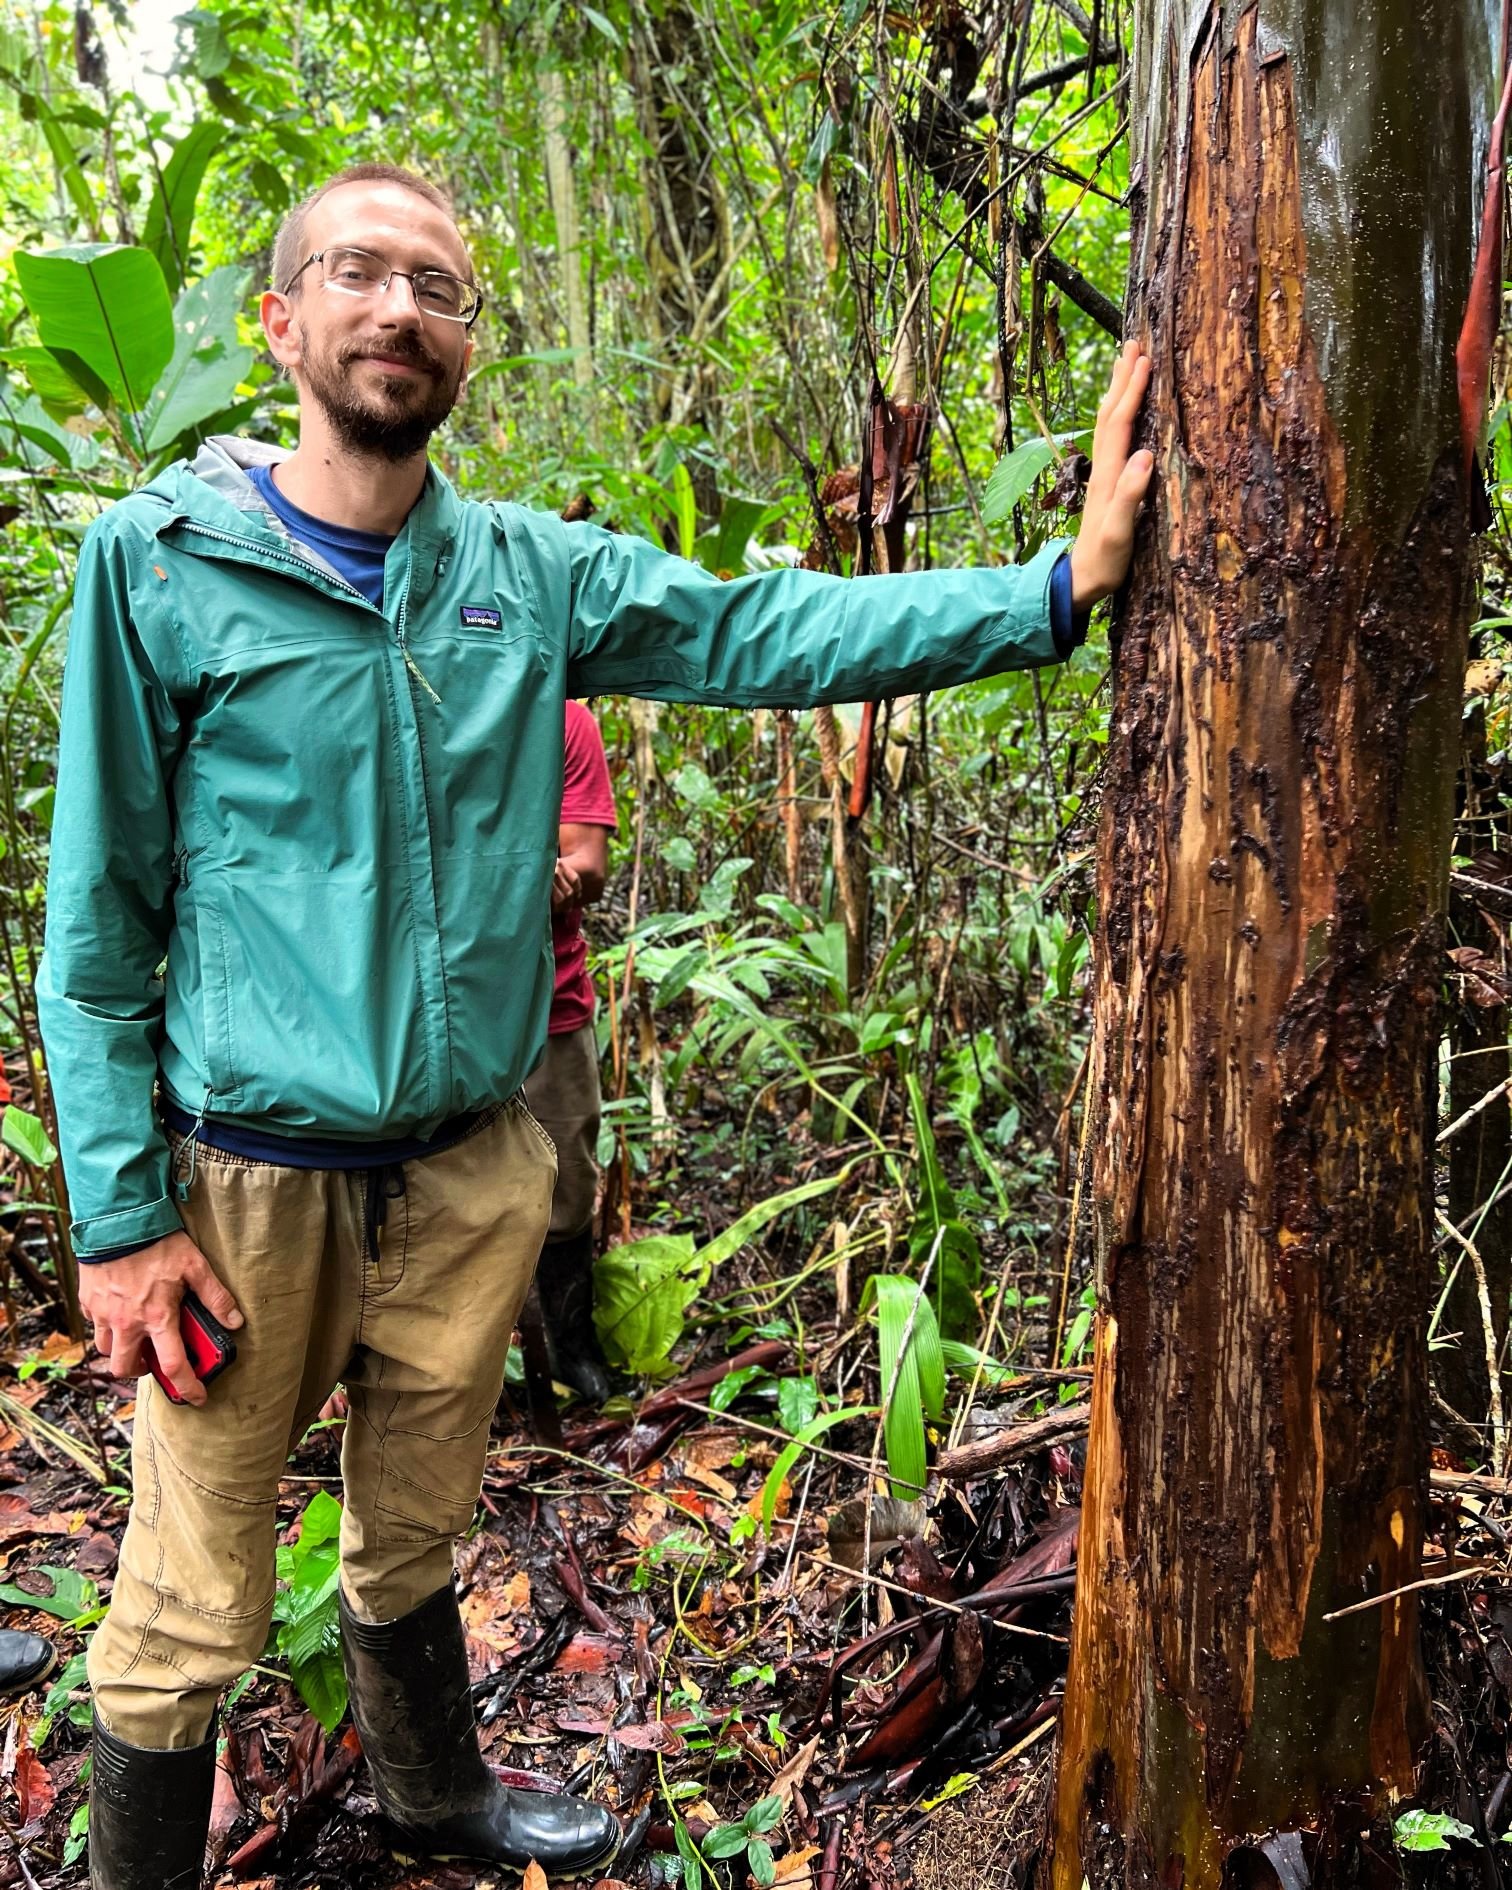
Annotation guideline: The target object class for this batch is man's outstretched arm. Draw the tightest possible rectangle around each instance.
[562,344,1152,705]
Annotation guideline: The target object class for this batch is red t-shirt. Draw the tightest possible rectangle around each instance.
[550,702,618,1035]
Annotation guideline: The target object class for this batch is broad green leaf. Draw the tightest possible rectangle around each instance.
[1393,1809,1477,1852]
[748,1838,777,1885]
[14,246,174,420]
[703,1825,749,1859]
[582,6,621,43]
[0,389,99,471]
[142,123,224,294]
[746,1796,784,1834]
[142,267,254,453]
[593,1233,708,1374]
[671,460,698,561]
[708,1364,773,1412]
[777,1375,820,1435]
[871,1274,945,1497]
[292,1489,343,1553]
[17,91,95,232]
[3,1106,58,1167]
[0,348,87,411]
[981,433,1078,526]
[674,1818,705,1890]
[290,1646,347,1732]
[0,1565,98,1622]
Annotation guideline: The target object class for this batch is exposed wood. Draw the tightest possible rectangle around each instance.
[1050,1,1482,1882]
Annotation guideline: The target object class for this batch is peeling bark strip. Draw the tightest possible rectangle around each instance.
[1050,3,1486,1886]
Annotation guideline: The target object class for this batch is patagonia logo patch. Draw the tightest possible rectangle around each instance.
[460,604,502,630]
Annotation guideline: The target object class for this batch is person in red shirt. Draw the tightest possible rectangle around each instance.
[526,701,618,1400]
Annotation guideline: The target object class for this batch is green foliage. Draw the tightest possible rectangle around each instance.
[0,1563,103,1626]
[270,1490,347,1732]
[982,431,1086,525]
[142,122,226,294]
[594,1174,843,1374]
[142,266,256,457]
[3,1104,57,1166]
[13,245,175,419]
[702,1794,784,1885]
[1393,1809,1481,1852]
[866,1273,946,1499]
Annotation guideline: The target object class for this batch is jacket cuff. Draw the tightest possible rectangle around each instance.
[1049,550,1093,658]
[70,1195,183,1261]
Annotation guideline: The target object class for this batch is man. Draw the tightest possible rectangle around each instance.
[528,701,617,1403]
[37,162,1151,1889]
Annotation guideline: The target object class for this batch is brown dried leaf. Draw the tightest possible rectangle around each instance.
[816,158,840,271]
[768,1732,822,1809]
[826,1496,929,1571]
[15,1742,56,1827]
[523,1862,549,1890]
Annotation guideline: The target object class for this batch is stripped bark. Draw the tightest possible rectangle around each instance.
[1050,1,1486,1882]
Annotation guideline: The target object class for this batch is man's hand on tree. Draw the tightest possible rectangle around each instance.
[551,858,582,913]
[1069,339,1155,612]
[79,1231,243,1408]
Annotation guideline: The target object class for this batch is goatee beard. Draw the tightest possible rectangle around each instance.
[300,329,463,463]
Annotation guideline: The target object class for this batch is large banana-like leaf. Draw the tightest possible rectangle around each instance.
[142,266,254,454]
[142,123,225,295]
[13,244,174,419]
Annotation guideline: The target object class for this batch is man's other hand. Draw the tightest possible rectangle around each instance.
[1069,339,1155,612]
[551,858,582,913]
[80,1232,243,1408]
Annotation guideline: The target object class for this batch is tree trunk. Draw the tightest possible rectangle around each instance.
[1050,2,1489,1884]
[629,2,729,516]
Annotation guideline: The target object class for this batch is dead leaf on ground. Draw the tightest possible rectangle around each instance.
[0,1492,80,1543]
[15,1740,56,1827]
[826,1496,928,1570]
[768,1731,822,1807]
[523,1861,549,1890]
[773,1846,823,1884]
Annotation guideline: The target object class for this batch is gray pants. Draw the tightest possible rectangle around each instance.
[524,1024,601,1239]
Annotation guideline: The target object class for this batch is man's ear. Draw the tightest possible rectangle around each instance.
[457,332,474,402]
[261,290,302,376]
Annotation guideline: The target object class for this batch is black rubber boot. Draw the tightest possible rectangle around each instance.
[536,1230,611,1404]
[0,1628,56,1695]
[89,1714,214,1890]
[340,1586,621,1877]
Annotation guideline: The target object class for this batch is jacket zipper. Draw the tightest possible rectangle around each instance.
[176,519,443,698]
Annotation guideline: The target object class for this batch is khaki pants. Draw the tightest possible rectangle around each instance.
[88,1098,555,1748]
[525,1025,601,1240]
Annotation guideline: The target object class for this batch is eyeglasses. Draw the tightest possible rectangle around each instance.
[283,246,484,327]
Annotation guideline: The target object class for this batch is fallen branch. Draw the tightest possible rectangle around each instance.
[934,1401,1091,1480]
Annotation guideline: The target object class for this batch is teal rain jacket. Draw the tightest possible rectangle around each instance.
[37,437,1069,1256]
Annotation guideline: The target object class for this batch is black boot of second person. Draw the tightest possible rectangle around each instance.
[340,1585,621,1877]
[536,1230,611,1404]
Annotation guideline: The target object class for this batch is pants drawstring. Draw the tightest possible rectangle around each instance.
[362,1163,407,1267]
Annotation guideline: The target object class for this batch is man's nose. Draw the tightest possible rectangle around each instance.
[375,272,424,326]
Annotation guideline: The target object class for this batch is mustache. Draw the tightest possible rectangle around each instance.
[339,336,445,378]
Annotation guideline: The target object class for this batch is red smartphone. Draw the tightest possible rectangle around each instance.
[146,1289,238,1405]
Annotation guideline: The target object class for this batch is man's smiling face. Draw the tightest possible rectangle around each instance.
[264,180,475,463]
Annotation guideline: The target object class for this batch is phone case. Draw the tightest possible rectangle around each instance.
[147,1289,238,1405]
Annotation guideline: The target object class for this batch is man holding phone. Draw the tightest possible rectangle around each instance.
[40,161,1151,1888]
